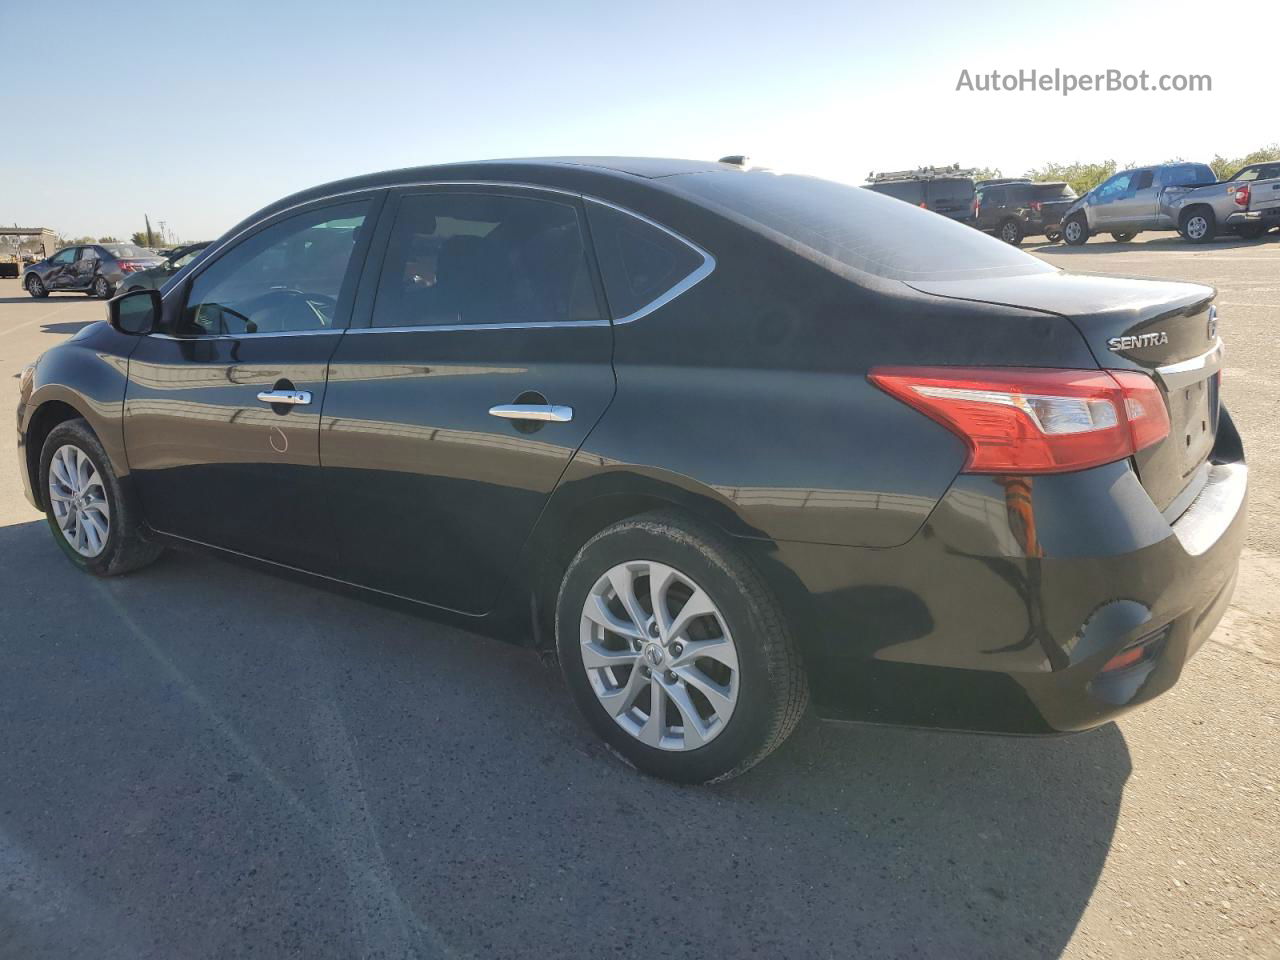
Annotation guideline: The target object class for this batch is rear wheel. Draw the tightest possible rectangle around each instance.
[998,218,1024,246]
[1063,215,1089,246]
[26,274,48,298]
[556,512,807,783]
[1110,231,1136,242]
[39,419,163,577]
[1180,208,1216,243]
[91,276,111,299]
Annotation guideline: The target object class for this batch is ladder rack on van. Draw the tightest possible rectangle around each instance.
[868,165,975,183]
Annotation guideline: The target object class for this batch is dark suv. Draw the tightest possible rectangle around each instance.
[865,167,976,224]
[23,243,164,299]
[974,179,1078,245]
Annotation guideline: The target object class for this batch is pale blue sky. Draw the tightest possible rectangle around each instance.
[1,0,1268,241]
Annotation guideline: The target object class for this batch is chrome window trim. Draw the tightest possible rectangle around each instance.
[584,197,716,325]
[148,328,346,341]
[159,179,715,336]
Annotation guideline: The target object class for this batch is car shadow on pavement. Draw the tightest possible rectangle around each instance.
[0,518,1130,960]
[38,320,98,336]
[1030,233,1276,255]
[0,295,97,305]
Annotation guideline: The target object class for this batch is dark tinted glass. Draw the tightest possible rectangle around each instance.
[586,202,705,320]
[674,172,1051,281]
[371,192,599,328]
[926,178,975,205]
[985,187,1007,205]
[1032,182,1076,200]
[182,200,368,335]
[1134,170,1154,189]
[867,181,926,204]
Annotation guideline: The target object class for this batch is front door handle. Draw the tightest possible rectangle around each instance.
[256,390,312,406]
[488,403,573,423]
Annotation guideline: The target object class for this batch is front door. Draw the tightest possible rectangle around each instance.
[320,186,616,613]
[123,195,380,571]
[1106,169,1156,229]
[45,247,77,289]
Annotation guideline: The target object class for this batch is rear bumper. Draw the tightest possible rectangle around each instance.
[1226,210,1280,226]
[754,411,1248,734]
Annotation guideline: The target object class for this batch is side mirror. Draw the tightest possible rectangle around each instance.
[109,289,161,336]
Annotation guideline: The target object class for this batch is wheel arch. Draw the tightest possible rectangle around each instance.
[514,469,773,652]
[23,398,92,511]
[1178,203,1214,228]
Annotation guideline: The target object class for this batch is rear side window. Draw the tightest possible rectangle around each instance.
[866,181,925,205]
[1134,170,1154,189]
[585,201,707,321]
[1163,164,1215,187]
[371,192,600,328]
[673,171,1052,282]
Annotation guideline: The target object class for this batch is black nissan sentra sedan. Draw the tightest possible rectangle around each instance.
[16,157,1246,783]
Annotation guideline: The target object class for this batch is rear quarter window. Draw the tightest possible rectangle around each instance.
[671,171,1052,282]
[585,201,709,321]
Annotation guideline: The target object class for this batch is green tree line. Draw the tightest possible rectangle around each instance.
[1022,143,1280,196]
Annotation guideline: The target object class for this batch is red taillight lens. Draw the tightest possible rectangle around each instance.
[869,366,1171,474]
[1030,200,1042,213]
[919,201,928,209]
[118,261,141,272]
[1234,184,1250,207]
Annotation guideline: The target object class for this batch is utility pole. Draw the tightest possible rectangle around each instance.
[145,214,154,248]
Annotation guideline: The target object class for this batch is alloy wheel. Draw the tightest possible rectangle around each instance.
[47,444,110,558]
[93,277,109,298]
[1001,222,1018,243]
[579,560,739,751]
[27,275,44,296]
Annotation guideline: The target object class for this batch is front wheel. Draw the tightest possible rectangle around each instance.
[26,274,48,298]
[1063,215,1089,246]
[1110,231,1136,242]
[39,419,163,576]
[556,513,808,783]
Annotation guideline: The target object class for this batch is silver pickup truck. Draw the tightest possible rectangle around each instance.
[1060,160,1280,245]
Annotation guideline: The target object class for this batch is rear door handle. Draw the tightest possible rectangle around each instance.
[256,390,312,405]
[488,404,573,423]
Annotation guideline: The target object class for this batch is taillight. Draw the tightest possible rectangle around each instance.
[1030,200,1042,213]
[919,201,928,209]
[118,261,141,273]
[1233,184,1250,207]
[869,366,1171,474]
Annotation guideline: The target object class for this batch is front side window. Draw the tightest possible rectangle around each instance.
[585,201,707,321]
[181,201,369,335]
[51,248,75,265]
[1095,172,1134,201]
[371,192,599,328]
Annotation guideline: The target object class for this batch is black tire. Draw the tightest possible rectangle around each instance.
[1044,228,1062,243]
[556,512,808,784]
[1237,224,1265,241]
[998,218,1024,246]
[26,274,48,298]
[91,276,111,299]
[1110,231,1136,242]
[1180,207,1216,244]
[39,419,163,577]
[1063,214,1089,246]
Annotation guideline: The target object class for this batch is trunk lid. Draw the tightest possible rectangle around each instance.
[906,271,1222,512]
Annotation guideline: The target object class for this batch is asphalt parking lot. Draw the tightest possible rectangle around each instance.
[1,234,1277,960]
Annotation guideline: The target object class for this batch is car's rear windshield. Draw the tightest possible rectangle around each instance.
[670,171,1053,282]
[1032,182,1076,200]
[925,178,974,204]
[102,243,154,258]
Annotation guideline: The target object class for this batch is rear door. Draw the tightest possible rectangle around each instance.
[124,194,381,571]
[926,178,975,221]
[320,185,615,613]
[70,245,100,288]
